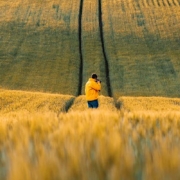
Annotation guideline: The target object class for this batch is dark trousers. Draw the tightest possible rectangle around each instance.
[87,100,99,108]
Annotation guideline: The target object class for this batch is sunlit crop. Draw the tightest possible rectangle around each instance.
[1,109,180,180]
[0,0,180,178]
[0,89,180,179]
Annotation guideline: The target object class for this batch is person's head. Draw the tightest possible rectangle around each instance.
[91,73,97,79]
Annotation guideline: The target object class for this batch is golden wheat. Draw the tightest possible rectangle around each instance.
[0,89,74,114]
[118,96,180,112]
[0,89,180,179]
[0,110,180,180]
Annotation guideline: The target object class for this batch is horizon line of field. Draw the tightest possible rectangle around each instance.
[78,0,112,97]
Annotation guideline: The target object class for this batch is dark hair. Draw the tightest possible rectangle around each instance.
[91,73,97,79]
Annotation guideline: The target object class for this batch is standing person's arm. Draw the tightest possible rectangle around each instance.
[91,81,101,91]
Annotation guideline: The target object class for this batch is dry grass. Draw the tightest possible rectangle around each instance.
[0,1,180,178]
[69,95,117,111]
[118,96,180,112]
[0,89,74,114]
[1,109,180,180]
[0,89,117,114]
[2,89,180,113]
[1,89,180,179]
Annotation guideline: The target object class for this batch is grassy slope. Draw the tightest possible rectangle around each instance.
[81,0,109,96]
[0,0,80,95]
[0,0,180,97]
[102,0,180,98]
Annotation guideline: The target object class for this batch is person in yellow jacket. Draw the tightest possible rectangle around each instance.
[85,73,101,108]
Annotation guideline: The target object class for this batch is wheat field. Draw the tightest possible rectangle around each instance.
[0,89,180,179]
[1,101,180,179]
[1,0,180,179]
[102,0,180,98]
[0,0,180,97]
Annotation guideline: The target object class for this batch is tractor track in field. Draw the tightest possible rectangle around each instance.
[66,0,113,112]
[98,0,112,97]
[78,0,112,97]
[78,0,84,96]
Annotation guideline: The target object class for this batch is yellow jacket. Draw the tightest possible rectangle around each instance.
[85,78,101,101]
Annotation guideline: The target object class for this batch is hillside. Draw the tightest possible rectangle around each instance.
[0,0,180,97]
